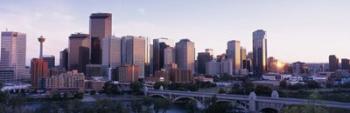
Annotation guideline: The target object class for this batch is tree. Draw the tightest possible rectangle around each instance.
[103,81,121,95]
[306,80,320,89]
[131,100,143,113]
[8,95,26,113]
[255,85,272,96]
[279,79,288,89]
[130,81,143,95]
[282,91,328,113]
[154,82,167,90]
[242,80,254,95]
[218,88,226,94]
[230,84,242,94]
[205,102,234,113]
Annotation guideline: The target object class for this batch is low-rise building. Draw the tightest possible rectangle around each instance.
[45,70,85,92]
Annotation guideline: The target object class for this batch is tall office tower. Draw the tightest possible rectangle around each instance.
[329,55,339,72]
[341,58,350,70]
[0,31,26,80]
[102,36,121,68]
[43,55,55,69]
[226,40,241,74]
[38,36,45,58]
[144,38,151,77]
[253,29,267,77]
[197,51,213,74]
[31,58,49,89]
[240,47,247,67]
[121,36,146,78]
[90,13,112,64]
[59,48,68,70]
[68,33,90,73]
[175,39,195,73]
[164,47,175,66]
[102,36,121,80]
[152,38,173,73]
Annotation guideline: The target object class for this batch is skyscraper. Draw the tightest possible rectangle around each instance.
[240,47,247,67]
[341,58,350,71]
[0,31,26,80]
[226,40,241,74]
[175,39,195,73]
[252,29,267,77]
[197,52,213,74]
[90,13,112,64]
[329,55,339,72]
[60,48,68,70]
[121,36,146,78]
[31,58,49,89]
[68,33,90,73]
[43,55,55,69]
[102,36,121,68]
[164,47,175,66]
[152,38,172,73]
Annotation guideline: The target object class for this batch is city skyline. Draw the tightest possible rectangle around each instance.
[1,0,350,65]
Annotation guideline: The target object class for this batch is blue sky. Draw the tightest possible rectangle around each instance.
[0,0,349,65]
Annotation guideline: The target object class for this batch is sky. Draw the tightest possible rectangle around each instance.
[0,0,349,65]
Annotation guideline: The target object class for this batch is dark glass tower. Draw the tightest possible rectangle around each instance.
[90,13,112,64]
[252,30,267,77]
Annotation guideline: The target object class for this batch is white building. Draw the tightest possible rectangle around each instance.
[0,31,26,81]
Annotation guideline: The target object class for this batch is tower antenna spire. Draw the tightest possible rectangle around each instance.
[38,35,46,58]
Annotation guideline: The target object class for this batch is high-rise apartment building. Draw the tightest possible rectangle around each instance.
[0,31,26,81]
[226,40,241,74]
[252,30,267,77]
[175,39,195,73]
[90,13,112,64]
[68,33,90,73]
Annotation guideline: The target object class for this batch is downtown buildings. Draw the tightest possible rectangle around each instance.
[252,30,268,77]
[0,31,27,81]
[90,13,112,65]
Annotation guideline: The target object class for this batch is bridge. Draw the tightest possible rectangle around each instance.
[145,89,350,113]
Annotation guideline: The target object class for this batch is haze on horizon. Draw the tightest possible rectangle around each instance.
[0,0,349,65]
